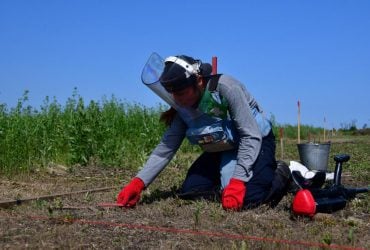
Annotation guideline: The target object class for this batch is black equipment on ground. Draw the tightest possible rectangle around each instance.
[292,154,369,217]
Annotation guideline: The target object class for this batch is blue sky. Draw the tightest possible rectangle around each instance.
[1,1,369,129]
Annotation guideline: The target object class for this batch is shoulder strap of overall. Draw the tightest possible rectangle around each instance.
[207,74,222,91]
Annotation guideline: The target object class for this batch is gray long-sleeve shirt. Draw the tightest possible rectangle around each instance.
[137,75,265,186]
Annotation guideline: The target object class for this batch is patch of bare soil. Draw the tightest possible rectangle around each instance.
[0,165,369,249]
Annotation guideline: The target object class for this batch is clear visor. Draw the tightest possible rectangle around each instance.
[141,53,199,85]
[141,52,165,85]
[140,52,203,125]
[140,52,176,108]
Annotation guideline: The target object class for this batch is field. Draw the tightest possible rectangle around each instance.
[0,96,369,249]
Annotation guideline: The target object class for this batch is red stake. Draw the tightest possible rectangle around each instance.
[212,56,218,75]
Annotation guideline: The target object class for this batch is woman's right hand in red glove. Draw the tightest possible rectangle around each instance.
[116,177,145,207]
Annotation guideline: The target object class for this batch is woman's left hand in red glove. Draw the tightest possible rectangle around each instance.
[222,178,246,211]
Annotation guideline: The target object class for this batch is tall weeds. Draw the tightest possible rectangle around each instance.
[0,90,168,174]
[1,90,329,174]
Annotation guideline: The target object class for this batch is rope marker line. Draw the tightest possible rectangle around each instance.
[0,186,115,208]
[1,215,364,250]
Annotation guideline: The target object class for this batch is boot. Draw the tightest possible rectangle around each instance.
[264,160,292,207]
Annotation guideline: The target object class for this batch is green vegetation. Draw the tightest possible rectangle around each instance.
[272,124,326,143]
[0,90,174,174]
[1,91,369,176]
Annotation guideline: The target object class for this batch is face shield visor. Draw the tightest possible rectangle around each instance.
[141,52,200,90]
[141,52,204,124]
[141,52,173,106]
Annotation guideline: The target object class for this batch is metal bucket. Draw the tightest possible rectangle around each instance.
[297,143,331,171]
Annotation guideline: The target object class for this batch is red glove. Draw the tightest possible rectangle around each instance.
[222,178,246,211]
[116,177,145,207]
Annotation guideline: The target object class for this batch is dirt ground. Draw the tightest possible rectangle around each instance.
[0,163,369,249]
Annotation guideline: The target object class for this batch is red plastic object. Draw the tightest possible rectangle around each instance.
[292,189,316,217]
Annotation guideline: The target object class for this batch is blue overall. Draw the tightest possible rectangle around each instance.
[180,130,276,207]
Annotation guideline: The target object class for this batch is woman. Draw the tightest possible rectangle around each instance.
[117,54,290,210]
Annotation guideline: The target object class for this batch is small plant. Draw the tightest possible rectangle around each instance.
[62,212,75,223]
[84,192,93,202]
[193,200,204,230]
[53,198,64,209]
[321,232,332,245]
[240,241,247,250]
[34,199,47,210]
[347,227,355,245]
[209,203,224,223]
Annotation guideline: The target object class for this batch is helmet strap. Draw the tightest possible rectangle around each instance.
[165,56,200,77]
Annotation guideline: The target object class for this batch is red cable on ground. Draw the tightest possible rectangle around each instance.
[2,215,363,250]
